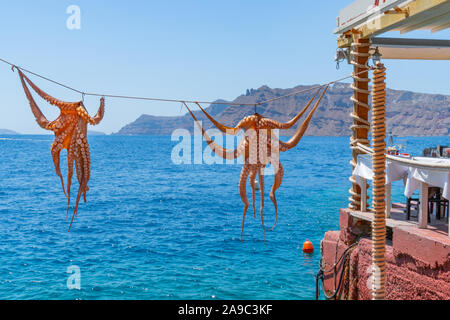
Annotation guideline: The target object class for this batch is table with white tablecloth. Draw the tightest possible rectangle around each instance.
[404,157,450,201]
[352,154,450,235]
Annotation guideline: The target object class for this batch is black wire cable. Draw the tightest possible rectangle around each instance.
[1,57,369,107]
[315,240,359,300]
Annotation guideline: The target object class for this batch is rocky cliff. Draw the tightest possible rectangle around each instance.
[115,83,449,136]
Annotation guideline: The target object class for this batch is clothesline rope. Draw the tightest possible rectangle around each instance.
[1,57,368,107]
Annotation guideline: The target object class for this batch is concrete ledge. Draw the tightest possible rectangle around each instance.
[355,239,450,300]
[393,225,450,282]
[339,208,371,244]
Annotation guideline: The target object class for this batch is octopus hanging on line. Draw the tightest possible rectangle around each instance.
[13,67,105,231]
[184,85,328,241]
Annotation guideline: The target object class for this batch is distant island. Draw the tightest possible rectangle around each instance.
[115,82,449,136]
[87,130,107,136]
[0,129,106,135]
[0,129,19,135]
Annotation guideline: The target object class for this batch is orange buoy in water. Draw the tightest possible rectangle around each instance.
[302,240,314,253]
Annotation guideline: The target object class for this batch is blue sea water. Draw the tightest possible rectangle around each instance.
[0,135,448,300]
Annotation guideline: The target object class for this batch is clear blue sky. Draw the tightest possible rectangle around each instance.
[0,1,449,134]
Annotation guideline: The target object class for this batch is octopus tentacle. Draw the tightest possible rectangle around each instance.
[69,135,90,228]
[278,85,329,152]
[258,166,266,238]
[267,162,283,231]
[184,103,244,159]
[77,98,105,125]
[16,69,51,130]
[17,70,80,109]
[259,87,321,130]
[72,144,83,216]
[194,103,241,134]
[66,149,75,219]
[90,97,105,125]
[69,174,88,232]
[194,103,257,134]
[64,122,79,218]
[82,140,91,203]
[248,167,257,219]
[239,164,250,241]
[51,141,68,198]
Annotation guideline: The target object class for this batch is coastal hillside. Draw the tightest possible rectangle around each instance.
[0,129,19,134]
[115,83,450,136]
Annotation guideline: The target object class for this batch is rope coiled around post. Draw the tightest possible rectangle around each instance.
[371,62,387,300]
[348,40,371,210]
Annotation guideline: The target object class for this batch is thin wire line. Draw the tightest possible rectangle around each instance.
[259,71,369,105]
[0,57,369,106]
[0,57,84,94]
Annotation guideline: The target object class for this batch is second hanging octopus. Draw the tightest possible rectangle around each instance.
[184,86,328,241]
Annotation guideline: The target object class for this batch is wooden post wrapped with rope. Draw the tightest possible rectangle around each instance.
[371,62,387,300]
[349,37,371,210]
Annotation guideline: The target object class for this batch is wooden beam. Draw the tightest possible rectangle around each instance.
[371,37,450,47]
[432,20,450,33]
[337,0,450,48]
[377,46,450,60]
[361,178,367,212]
[371,37,450,60]
[399,11,450,34]
[348,38,371,211]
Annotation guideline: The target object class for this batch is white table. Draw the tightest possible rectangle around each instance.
[404,157,450,200]
[353,154,409,217]
[403,157,450,230]
[353,154,450,235]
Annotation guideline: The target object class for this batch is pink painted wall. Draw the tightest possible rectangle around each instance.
[320,209,450,300]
